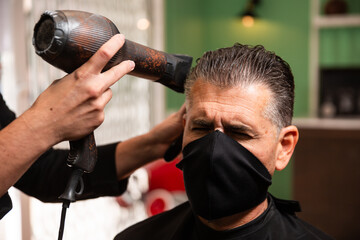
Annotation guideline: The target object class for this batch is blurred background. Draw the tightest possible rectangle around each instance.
[0,0,359,239]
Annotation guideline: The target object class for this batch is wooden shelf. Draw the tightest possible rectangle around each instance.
[313,14,360,28]
[293,117,360,130]
[309,0,360,117]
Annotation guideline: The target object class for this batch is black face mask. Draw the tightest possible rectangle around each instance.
[176,130,272,220]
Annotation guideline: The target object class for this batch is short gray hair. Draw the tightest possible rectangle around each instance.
[185,43,295,130]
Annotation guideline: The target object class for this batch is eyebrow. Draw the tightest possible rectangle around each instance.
[191,119,213,128]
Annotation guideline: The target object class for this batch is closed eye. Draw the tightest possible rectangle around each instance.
[190,119,213,132]
[192,127,209,131]
[229,131,252,140]
[225,125,256,141]
[191,127,212,134]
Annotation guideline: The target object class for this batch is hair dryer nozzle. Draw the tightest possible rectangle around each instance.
[33,11,69,61]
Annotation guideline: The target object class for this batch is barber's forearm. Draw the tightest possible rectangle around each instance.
[114,132,165,180]
[0,110,56,196]
[114,105,185,180]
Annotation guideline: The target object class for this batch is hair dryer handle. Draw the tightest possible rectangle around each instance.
[67,132,97,173]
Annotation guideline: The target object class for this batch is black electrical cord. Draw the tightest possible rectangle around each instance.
[58,200,70,240]
[57,168,84,240]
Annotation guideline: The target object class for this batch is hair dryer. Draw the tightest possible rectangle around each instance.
[33,10,192,93]
[32,9,191,200]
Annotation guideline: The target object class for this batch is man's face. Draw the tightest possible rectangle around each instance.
[183,78,280,175]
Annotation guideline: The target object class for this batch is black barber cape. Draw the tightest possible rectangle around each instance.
[115,194,333,240]
[0,93,128,219]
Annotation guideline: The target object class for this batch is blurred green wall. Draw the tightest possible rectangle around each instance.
[165,0,309,118]
[165,0,310,199]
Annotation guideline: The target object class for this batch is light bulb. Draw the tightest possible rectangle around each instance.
[137,18,150,30]
[242,15,254,28]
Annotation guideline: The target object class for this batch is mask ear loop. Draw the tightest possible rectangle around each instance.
[164,134,183,162]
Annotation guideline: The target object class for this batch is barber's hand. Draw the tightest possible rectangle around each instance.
[24,34,134,146]
[115,104,186,180]
[147,104,186,159]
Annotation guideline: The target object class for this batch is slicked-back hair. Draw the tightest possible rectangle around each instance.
[185,43,295,130]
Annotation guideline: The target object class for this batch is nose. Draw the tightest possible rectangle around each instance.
[214,127,224,133]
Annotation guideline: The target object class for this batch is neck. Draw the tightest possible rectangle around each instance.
[198,198,268,231]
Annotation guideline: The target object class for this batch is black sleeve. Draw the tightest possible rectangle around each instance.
[0,193,12,220]
[0,93,16,129]
[0,93,17,219]
[14,143,128,202]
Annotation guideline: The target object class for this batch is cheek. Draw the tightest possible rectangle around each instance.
[182,119,209,149]
[243,141,277,175]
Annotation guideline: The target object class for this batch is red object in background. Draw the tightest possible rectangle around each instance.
[115,158,186,217]
[150,198,166,215]
[145,157,185,192]
[144,158,186,216]
[145,188,176,216]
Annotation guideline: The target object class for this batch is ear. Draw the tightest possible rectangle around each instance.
[182,113,187,128]
[275,125,299,171]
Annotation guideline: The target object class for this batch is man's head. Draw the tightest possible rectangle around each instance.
[185,43,294,131]
[182,44,298,175]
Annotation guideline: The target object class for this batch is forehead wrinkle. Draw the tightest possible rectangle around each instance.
[187,79,276,132]
[189,79,270,111]
[191,92,264,125]
[190,96,259,123]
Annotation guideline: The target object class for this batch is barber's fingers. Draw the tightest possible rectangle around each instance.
[98,88,113,108]
[101,60,135,90]
[87,88,113,112]
[177,103,186,117]
[83,88,113,125]
[80,34,125,74]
